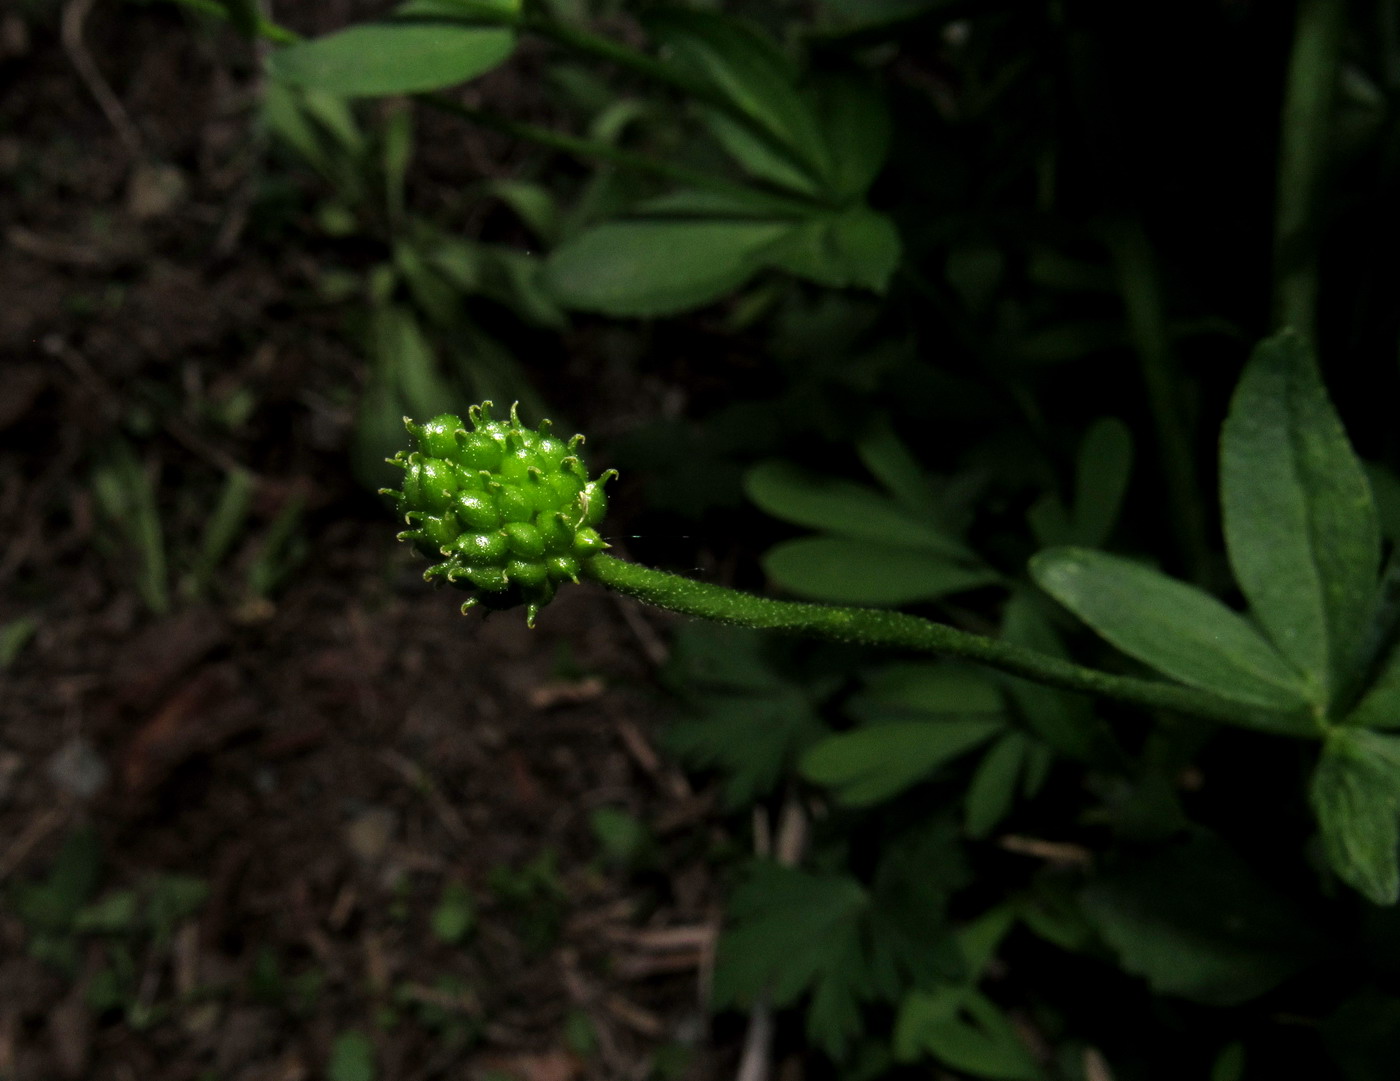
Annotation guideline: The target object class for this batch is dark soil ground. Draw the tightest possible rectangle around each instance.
[0,5,744,1079]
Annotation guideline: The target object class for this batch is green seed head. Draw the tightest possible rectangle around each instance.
[383,402,615,626]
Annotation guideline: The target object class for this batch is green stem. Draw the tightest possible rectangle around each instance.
[583,553,1295,731]
[1273,0,1344,339]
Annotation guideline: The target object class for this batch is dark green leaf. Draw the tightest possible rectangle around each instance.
[393,241,458,328]
[866,819,969,990]
[1348,689,1400,731]
[644,10,828,180]
[999,590,1111,762]
[956,906,1019,979]
[543,219,792,317]
[1031,546,1311,716]
[475,179,560,244]
[1220,331,1381,707]
[394,0,520,17]
[765,536,999,606]
[701,107,821,195]
[260,82,367,201]
[1311,730,1400,904]
[1081,835,1323,1004]
[964,733,1030,839]
[765,206,901,292]
[715,830,964,1061]
[666,693,825,809]
[1071,417,1133,547]
[635,186,802,218]
[712,863,869,1056]
[813,74,891,199]
[852,663,1004,718]
[894,987,1043,1079]
[855,420,938,518]
[373,305,455,419]
[1026,493,1073,547]
[746,460,967,554]
[268,23,515,97]
[662,625,829,807]
[800,719,1002,806]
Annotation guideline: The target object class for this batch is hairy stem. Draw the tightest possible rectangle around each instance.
[583,553,1302,732]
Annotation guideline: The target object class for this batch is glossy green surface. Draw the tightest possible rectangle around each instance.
[384,402,614,625]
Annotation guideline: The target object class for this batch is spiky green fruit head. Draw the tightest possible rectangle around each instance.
[383,402,615,626]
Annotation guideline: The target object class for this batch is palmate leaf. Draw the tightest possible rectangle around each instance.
[712,863,869,1053]
[714,822,966,1060]
[661,625,830,808]
[664,692,825,810]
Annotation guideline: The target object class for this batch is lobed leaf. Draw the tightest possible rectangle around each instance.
[712,863,870,1057]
